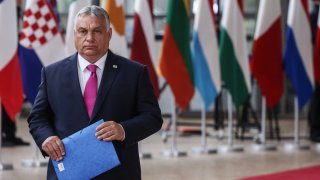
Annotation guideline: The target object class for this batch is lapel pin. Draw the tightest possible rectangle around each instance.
[113,65,118,69]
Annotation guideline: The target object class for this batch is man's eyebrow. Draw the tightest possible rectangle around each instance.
[92,26,104,30]
[77,26,103,30]
[79,27,86,29]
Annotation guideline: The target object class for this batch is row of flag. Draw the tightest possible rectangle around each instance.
[160,0,317,112]
[0,0,318,121]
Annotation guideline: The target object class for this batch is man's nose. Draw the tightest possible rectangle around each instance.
[86,32,94,41]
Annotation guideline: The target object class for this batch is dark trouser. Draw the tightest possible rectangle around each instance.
[308,85,320,142]
[1,105,17,140]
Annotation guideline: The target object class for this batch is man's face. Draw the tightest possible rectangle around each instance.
[74,15,112,62]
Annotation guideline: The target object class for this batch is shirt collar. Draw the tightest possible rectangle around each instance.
[78,51,108,71]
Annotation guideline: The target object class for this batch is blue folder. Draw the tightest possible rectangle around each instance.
[51,120,120,180]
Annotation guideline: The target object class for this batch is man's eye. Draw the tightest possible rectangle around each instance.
[93,30,102,34]
[78,30,87,35]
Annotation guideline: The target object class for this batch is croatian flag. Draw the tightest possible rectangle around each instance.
[0,0,24,120]
[284,0,314,108]
[19,0,65,104]
[192,0,221,109]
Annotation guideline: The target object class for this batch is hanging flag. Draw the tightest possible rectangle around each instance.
[314,9,320,86]
[104,0,128,57]
[250,0,283,108]
[47,0,61,30]
[65,0,92,56]
[284,0,314,108]
[0,0,24,120]
[219,0,251,110]
[158,0,194,109]
[131,0,160,99]
[191,0,220,110]
[19,0,66,104]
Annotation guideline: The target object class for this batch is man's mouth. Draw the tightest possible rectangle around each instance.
[84,46,96,49]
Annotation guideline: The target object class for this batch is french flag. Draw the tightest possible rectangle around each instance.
[192,0,221,109]
[284,0,314,108]
[19,0,65,104]
[0,0,24,120]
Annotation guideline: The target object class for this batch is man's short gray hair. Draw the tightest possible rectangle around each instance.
[74,5,110,30]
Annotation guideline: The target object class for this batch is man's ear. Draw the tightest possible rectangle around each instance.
[108,28,112,40]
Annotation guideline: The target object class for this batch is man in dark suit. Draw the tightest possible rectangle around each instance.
[28,5,163,180]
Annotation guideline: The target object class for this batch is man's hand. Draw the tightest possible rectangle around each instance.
[96,121,125,141]
[41,136,65,161]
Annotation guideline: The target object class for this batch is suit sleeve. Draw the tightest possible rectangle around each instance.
[28,67,56,156]
[120,66,163,147]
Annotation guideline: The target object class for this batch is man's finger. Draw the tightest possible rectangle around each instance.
[103,134,116,141]
[52,142,63,160]
[96,126,107,136]
[47,143,59,160]
[96,121,115,131]
[56,140,65,156]
[97,130,113,140]
[96,121,111,131]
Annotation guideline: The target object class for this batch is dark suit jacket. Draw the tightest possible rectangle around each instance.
[28,51,163,180]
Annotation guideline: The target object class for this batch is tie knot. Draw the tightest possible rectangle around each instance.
[87,64,97,73]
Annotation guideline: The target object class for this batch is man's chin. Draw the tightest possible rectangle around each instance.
[83,51,98,56]
[81,53,102,61]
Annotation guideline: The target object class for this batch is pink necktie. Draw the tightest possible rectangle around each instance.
[84,64,97,118]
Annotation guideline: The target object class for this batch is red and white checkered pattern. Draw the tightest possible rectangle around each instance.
[20,1,58,49]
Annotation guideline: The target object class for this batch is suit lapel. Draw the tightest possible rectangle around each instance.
[91,51,119,121]
[66,54,89,119]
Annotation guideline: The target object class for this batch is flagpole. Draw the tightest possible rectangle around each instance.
[251,97,277,151]
[139,142,152,159]
[192,102,217,154]
[218,91,243,153]
[20,101,47,167]
[284,96,309,151]
[294,96,300,145]
[0,98,14,170]
[161,92,187,157]
[21,144,48,167]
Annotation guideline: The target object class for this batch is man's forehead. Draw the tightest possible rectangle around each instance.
[76,15,106,28]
